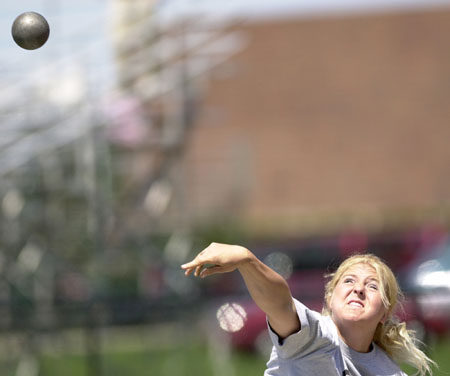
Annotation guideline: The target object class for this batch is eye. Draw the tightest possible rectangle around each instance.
[368,283,378,290]
[344,278,354,284]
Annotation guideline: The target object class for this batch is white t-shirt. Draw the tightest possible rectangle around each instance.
[265,299,407,376]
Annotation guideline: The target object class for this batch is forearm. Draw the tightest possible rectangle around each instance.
[238,250,300,337]
[238,251,292,315]
[181,242,300,337]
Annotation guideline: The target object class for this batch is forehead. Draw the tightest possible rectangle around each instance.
[341,263,378,279]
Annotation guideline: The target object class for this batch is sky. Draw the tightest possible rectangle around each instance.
[1,0,450,96]
[0,0,449,112]
[0,1,114,175]
[0,0,112,96]
[157,0,450,21]
[0,0,449,174]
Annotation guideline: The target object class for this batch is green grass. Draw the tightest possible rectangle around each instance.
[38,343,265,376]
[37,338,450,376]
[400,337,450,375]
[1,332,449,375]
[427,338,450,375]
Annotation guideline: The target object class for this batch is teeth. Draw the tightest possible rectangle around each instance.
[349,302,363,307]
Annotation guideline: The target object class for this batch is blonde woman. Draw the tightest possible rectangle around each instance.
[182,243,435,376]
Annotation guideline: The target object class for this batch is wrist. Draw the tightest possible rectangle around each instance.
[237,247,256,270]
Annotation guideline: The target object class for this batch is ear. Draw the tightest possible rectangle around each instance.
[380,311,388,324]
[327,294,334,312]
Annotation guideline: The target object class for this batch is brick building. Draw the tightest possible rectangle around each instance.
[179,7,450,235]
[112,4,450,236]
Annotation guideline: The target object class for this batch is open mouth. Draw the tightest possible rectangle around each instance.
[348,300,364,308]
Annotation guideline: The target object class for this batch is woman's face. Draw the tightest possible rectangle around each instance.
[330,263,387,329]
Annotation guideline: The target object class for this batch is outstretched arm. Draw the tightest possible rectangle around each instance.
[181,242,300,339]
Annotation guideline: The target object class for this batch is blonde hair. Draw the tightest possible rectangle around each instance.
[322,253,436,376]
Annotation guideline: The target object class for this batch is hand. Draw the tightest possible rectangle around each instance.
[181,242,250,278]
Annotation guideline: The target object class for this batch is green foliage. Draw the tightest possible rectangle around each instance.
[191,220,249,249]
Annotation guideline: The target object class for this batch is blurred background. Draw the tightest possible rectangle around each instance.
[1,0,450,375]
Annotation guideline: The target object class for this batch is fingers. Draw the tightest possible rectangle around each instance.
[182,265,197,276]
[181,244,216,275]
[181,243,229,278]
[181,256,206,274]
[181,258,200,270]
[181,260,206,274]
[182,262,219,277]
[199,265,226,278]
[181,258,203,274]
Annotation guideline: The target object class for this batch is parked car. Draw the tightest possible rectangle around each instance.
[227,272,327,355]
[400,237,450,339]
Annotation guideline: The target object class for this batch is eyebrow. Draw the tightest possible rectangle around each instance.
[342,274,379,283]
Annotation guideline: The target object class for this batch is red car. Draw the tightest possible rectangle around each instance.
[228,269,327,355]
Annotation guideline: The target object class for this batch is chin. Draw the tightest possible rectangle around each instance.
[344,316,363,322]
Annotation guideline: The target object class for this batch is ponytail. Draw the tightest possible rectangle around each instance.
[374,317,436,376]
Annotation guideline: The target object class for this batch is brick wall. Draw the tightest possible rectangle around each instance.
[181,8,450,234]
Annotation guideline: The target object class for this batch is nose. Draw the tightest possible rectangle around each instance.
[353,285,365,297]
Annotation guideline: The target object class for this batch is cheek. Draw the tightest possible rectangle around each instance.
[329,287,345,310]
[371,293,386,314]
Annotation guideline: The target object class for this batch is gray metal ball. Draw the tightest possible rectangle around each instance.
[12,12,50,50]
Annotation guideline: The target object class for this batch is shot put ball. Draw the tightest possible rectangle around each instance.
[12,12,50,50]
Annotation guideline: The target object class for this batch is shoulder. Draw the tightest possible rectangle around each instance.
[372,344,407,375]
[292,299,337,339]
[267,299,339,359]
